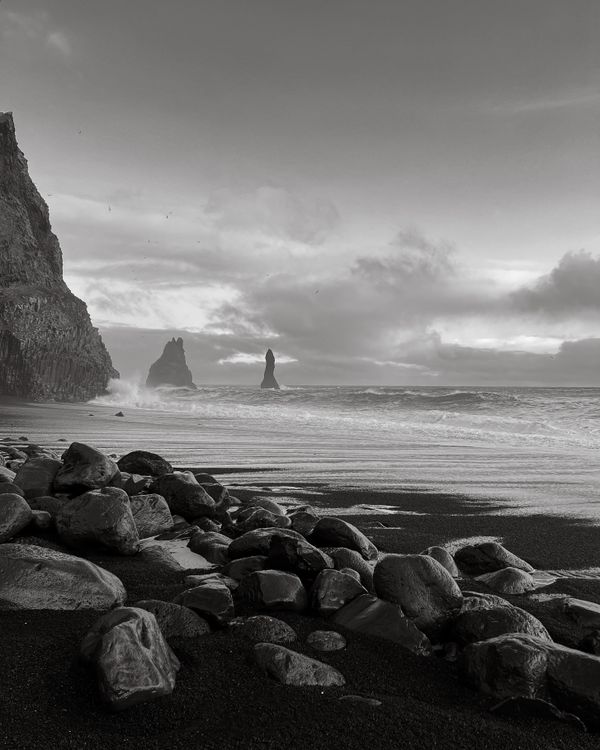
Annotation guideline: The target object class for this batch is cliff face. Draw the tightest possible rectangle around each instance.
[0,112,118,401]
[260,348,280,389]
[146,337,196,388]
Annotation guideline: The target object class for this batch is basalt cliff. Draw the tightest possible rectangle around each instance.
[0,112,118,401]
[146,337,196,388]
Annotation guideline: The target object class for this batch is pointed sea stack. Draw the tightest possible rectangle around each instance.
[146,337,196,388]
[0,112,118,401]
[260,348,280,389]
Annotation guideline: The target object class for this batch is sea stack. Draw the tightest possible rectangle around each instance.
[146,337,196,388]
[260,348,280,390]
[0,112,118,401]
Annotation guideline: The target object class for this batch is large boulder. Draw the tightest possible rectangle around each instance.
[289,509,320,537]
[173,581,234,626]
[523,596,600,654]
[374,554,463,636]
[241,497,286,516]
[231,615,297,644]
[254,643,345,686]
[53,443,119,496]
[130,494,173,538]
[460,591,514,613]
[235,507,291,534]
[149,473,215,519]
[237,570,307,612]
[0,543,126,609]
[311,517,378,561]
[81,607,180,710]
[0,493,33,541]
[187,531,230,564]
[420,546,459,577]
[266,535,333,579]
[453,605,552,646]
[463,633,600,729]
[228,527,305,560]
[13,457,62,499]
[310,569,367,616]
[476,567,537,595]
[454,542,534,575]
[134,599,210,638]
[117,451,173,477]
[56,486,140,555]
[0,482,24,497]
[221,555,268,581]
[307,630,347,652]
[332,594,432,655]
[327,547,374,591]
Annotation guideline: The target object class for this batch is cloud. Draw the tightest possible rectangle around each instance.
[1,10,72,60]
[46,31,71,58]
[512,250,600,314]
[218,352,298,365]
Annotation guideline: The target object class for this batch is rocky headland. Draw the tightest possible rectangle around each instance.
[1,434,600,748]
[260,348,280,389]
[0,112,118,401]
[146,337,196,389]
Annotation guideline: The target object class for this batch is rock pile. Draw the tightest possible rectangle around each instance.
[2,437,600,730]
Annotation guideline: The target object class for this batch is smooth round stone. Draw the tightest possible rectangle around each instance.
[307,630,347,651]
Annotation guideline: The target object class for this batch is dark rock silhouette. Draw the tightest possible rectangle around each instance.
[146,337,195,388]
[260,349,280,389]
[0,112,118,400]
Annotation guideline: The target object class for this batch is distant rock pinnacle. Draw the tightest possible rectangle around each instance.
[260,348,280,389]
[0,112,118,401]
[146,337,196,388]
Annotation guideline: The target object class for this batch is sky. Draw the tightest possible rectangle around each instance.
[1,0,600,385]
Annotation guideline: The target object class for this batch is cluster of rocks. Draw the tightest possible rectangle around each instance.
[2,439,600,729]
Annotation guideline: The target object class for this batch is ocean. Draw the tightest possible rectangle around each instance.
[84,382,600,521]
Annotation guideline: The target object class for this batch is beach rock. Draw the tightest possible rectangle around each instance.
[130,494,173,538]
[526,597,600,654]
[228,527,305,559]
[221,555,268,581]
[267,535,333,578]
[0,466,16,482]
[0,481,25,497]
[420,546,460,577]
[0,112,118,402]
[235,507,291,534]
[312,517,378,561]
[489,696,587,731]
[197,481,229,504]
[339,567,361,582]
[237,570,307,612]
[117,451,173,477]
[289,509,320,537]
[310,569,367,615]
[0,493,33,541]
[476,567,537,595]
[338,695,382,707]
[460,591,514,612]
[123,473,154,496]
[138,544,184,573]
[0,543,126,609]
[134,599,210,638]
[146,337,195,388]
[56,486,140,555]
[453,605,552,646]
[187,531,230,564]
[332,594,432,655]
[191,516,221,533]
[53,443,119,496]
[454,542,534,576]
[463,633,600,728]
[13,457,61,499]
[81,607,180,710]
[242,497,286,516]
[26,494,65,517]
[230,615,297,644]
[173,581,234,625]
[260,348,280,390]
[31,509,52,530]
[254,643,344,686]
[327,547,374,591]
[185,572,238,590]
[149,473,215,519]
[374,554,463,636]
[307,630,347,651]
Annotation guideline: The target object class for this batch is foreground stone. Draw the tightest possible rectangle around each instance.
[310,568,367,615]
[332,594,432,655]
[149,473,215,519]
[476,567,537,595]
[134,599,210,638]
[81,607,180,710]
[228,527,305,559]
[173,581,234,625]
[117,450,173,477]
[307,630,347,651]
[53,443,119,496]
[327,547,374,591]
[374,554,462,636]
[0,543,126,609]
[254,643,345,686]
[420,546,459,577]
[0,493,33,542]
[130,494,173,538]
[237,570,308,612]
[312,517,378,561]
[13,456,62,499]
[455,542,534,575]
[230,615,297,644]
[221,555,267,580]
[56,486,139,555]
[267,535,333,579]
[463,633,600,729]
[187,530,230,564]
[235,507,291,534]
[453,604,552,646]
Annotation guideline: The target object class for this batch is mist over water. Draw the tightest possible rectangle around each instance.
[93,381,600,520]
